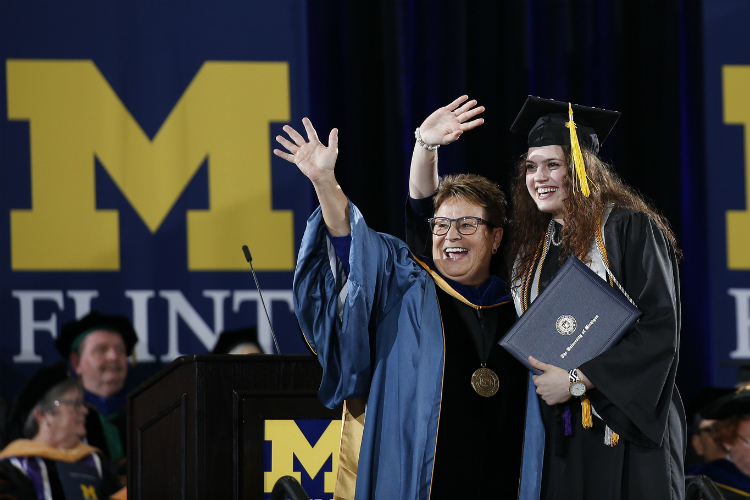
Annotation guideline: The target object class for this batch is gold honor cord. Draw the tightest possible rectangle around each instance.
[566,102,591,197]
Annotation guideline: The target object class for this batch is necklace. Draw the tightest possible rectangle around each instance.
[470,308,499,397]
[550,220,562,246]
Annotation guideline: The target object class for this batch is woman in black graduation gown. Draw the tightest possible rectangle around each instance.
[508,96,685,499]
[407,96,686,499]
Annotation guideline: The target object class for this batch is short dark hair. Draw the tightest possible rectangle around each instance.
[433,173,507,228]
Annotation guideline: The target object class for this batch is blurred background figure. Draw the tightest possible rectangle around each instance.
[0,362,123,499]
[685,388,734,472]
[736,365,750,388]
[0,398,8,450]
[689,386,750,499]
[55,311,138,479]
[211,327,264,355]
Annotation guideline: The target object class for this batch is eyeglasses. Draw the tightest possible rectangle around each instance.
[738,434,750,447]
[698,424,714,435]
[427,217,494,236]
[54,398,86,409]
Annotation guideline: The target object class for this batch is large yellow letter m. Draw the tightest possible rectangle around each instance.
[79,484,98,499]
[7,59,293,271]
[264,420,340,494]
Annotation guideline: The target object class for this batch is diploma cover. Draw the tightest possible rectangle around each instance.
[500,255,641,375]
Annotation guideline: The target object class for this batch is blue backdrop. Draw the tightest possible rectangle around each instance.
[0,1,312,399]
[1,0,749,431]
[703,0,750,387]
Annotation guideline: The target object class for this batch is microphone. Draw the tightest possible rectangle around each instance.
[242,245,281,354]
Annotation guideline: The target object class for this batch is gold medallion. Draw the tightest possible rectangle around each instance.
[471,367,499,397]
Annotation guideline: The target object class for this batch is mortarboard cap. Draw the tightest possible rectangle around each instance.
[56,310,138,360]
[510,96,621,154]
[212,327,264,354]
[701,385,750,420]
[685,387,735,431]
[511,96,621,197]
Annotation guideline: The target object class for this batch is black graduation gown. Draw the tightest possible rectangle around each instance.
[430,289,527,500]
[406,199,686,499]
[405,199,529,498]
[533,211,686,500]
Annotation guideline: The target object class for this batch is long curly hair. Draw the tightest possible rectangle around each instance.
[508,146,679,285]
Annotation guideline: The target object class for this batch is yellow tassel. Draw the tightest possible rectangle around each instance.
[566,102,590,197]
[582,395,593,429]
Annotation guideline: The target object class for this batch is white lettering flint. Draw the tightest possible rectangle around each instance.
[11,288,294,362]
[729,288,750,359]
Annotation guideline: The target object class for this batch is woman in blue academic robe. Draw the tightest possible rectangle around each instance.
[275,115,535,500]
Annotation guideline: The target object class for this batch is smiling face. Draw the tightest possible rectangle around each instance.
[525,145,569,224]
[71,329,128,398]
[431,197,503,287]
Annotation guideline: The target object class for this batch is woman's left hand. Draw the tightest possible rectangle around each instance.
[417,95,485,146]
[529,356,573,405]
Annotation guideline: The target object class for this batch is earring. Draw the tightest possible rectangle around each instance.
[492,248,497,254]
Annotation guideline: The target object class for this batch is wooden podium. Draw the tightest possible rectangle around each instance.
[127,354,341,500]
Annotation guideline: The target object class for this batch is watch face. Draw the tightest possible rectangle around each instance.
[570,382,586,397]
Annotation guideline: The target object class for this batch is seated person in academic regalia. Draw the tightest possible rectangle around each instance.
[55,311,138,481]
[0,362,123,499]
[685,387,735,473]
[690,385,750,500]
[211,327,264,355]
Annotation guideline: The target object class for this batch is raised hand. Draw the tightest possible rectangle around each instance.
[273,118,349,236]
[274,118,338,183]
[418,95,485,146]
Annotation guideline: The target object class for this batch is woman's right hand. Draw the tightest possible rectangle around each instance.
[418,95,485,146]
[274,117,338,184]
[274,118,349,236]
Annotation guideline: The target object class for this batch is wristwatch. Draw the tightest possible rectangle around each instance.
[568,369,586,397]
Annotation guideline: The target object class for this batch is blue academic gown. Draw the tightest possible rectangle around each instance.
[294,202,541,500]
[295,203,445,500]
[690,458,750,498]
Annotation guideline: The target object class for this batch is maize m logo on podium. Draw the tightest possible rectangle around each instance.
[5,59,297,361]
[264,420,340,499]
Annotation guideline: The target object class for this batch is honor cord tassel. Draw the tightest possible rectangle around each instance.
[566,103,590,197]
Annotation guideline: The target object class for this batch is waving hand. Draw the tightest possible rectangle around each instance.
[418,95,485,146]
[273,118,349,236]
[274,118,339,183]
